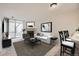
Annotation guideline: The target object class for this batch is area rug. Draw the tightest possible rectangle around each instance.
[13,41,54,56]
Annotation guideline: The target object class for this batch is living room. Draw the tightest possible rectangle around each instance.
[0,3,79,56]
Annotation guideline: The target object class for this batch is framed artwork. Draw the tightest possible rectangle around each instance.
[26,21,35,28]
[41,22,52,32]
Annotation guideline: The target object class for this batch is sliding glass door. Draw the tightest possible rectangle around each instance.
[9,20,15,38]
[9,19,23,38]
[16,21,23,38]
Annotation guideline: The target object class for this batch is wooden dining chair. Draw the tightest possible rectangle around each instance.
[63,30,69,39]
[59,31,76,56]
[63,30,72,41]
[59,31,64,55]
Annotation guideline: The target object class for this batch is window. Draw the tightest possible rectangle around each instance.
[9,19,23,38]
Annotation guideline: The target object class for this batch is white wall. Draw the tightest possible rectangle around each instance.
[0,3,79,46]
[0,18,2,51]
[50,4,79,37]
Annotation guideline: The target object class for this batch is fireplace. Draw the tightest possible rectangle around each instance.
[27,31,34,38]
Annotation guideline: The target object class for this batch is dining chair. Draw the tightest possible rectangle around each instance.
[63,30,72,41]
[59,31,76,56]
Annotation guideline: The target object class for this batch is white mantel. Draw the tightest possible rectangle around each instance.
[26,27,37,32]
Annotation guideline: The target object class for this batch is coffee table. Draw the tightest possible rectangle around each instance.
[30,38,41,48]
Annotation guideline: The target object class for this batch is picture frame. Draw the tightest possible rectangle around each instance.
[26,21,35,28]
[41,22,52,32]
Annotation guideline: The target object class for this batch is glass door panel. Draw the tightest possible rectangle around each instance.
[16,21,23,38]
[9,20,15,38]
[9,20,23,38]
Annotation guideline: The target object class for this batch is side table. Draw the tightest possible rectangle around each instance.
[50,37,58,45]
[2,39,12,48]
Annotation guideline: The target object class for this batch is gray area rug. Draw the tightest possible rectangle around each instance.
[13,41,54,56]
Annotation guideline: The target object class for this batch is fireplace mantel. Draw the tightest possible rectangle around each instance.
[26,27,36,31]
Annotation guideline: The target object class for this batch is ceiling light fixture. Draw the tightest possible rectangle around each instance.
[50,3,57,8]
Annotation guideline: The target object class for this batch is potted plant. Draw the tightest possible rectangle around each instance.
[22,29,26,34]
[23,29,25,32]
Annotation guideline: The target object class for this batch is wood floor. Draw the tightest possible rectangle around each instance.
[0,40,78,56]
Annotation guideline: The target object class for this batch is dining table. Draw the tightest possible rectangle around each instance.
[70,31,79,55]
